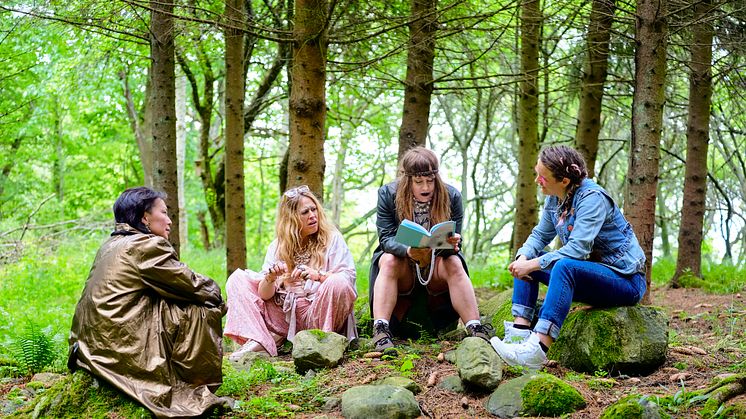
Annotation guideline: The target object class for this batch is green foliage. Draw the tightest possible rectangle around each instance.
[11,319,58,376]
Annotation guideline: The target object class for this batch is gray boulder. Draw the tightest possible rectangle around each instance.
[456,337,503,391]
[486,372,586,417]
[292,329,349,373]
[341,384,421,419]
[549,306,668,375]
[437,375,465,393]
[600,394,663,419]
[375,376,421,394]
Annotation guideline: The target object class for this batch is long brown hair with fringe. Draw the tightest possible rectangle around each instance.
[539,145,588,225]
[275,186,334,270]
[395,147,451,225]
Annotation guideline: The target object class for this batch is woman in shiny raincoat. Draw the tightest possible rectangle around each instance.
[68,187,229,418]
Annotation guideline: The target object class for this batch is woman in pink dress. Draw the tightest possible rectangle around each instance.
[224,185,357,358]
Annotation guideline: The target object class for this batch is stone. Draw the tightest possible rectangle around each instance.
[548,306,668,375]
[375,376,421,394]
[438,375,465,393]
[600,394,663,419]
[455,337,503,391]
[486,372,586,418]
[292,329,349,373]
[341,384,421,419]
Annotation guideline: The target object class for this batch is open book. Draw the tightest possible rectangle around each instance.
[394,219,456,249]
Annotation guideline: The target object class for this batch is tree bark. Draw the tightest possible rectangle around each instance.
[287,0,328,196]
[176,72,187,247]
[397,0,438,161]
[672,0,713,286]
[225,0,247,274]
[625,0,668,303]
[575,0,615,177]
[120,69,153,187]
[150,0,180,254]
[512,0,542,256]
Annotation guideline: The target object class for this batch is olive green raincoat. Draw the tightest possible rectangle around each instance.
[68,223,225,418]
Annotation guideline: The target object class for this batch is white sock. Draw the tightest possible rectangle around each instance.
[465,319,481,328]
[374,319,389,327]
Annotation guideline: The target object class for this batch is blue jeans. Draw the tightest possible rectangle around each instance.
[511,258,647,340]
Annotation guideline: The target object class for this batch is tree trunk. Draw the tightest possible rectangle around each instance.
[625,0,668,303]
[176,48,224,247]
[120,69,153,187]
[671,0,713,286]
[512,0,542,256]
[575,0,615,177]
[287,0,328,196]
[225,0,247,274]
[176,72,187,247]
[397,0,438,161]
[150,0,180,254]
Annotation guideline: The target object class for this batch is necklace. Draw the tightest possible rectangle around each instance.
[294,243,312,266]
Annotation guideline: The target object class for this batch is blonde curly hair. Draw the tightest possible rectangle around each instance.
[274,186,334,270]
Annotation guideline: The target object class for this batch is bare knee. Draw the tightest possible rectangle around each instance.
[378,253,408,276]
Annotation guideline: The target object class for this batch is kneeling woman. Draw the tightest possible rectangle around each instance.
[68,187,228,418]
[224,185,357,358]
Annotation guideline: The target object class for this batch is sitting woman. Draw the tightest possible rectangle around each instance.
[369,147,490,354]
[224,185,357,359]
[68,187,229,418]
[492,145,647,369]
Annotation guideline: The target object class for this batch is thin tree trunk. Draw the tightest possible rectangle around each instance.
[120,69,153,187]
[331,135,349,226]
[575,0,615,177]
[287,0,327,196]
[150,0,180,254]
[512,0,542,256]
[672,0,713,286]
[397,0,438,161]
[225,0,247,274]
[176,72,187,247]
[625,0,668,303]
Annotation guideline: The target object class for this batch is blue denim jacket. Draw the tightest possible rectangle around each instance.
[516,178,646,275]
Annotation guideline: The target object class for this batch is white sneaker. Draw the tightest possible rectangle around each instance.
[503,320,531,344]
[490,333,547,370]
[228,340,267,361]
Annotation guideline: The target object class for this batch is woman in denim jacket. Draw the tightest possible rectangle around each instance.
[491,145,647,369]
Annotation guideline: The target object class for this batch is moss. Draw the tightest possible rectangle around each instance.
[13,370,149,418]
[308,329,327,339]
[520,373,586,416]
[600,394,669,419]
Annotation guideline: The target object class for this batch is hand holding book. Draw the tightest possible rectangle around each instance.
[394,219,458,250]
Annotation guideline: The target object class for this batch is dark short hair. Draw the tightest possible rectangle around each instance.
[113,187,167,233]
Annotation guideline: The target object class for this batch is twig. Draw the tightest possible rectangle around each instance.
[19,195,55,242]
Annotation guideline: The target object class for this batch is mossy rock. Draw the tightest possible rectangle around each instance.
[16,370,150,418]
[520,373,586,417]
[600,394,667,419]
[548,306,668,375]
[481,289,513,337]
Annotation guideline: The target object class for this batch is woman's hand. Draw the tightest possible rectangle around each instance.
[447,232,461,251]
[407,247,431,266]
[508,256,540,281]
[265,261,288,283]
[292,264,327,283]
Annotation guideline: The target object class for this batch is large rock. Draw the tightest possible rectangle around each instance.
[486,372,586,417]
[375,376,421,394]
[341,384,421,419]
[455,337,503,391]
[480,289,514,338]
[292,329,349,373]
[549,306,668,375]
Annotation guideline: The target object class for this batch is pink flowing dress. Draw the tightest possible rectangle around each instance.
[224,232,357,356]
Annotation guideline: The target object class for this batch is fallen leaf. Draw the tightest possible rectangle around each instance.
[671,347,694,356]
[670,372,690,382]
[437,353,445,363]
[687,346,707,355]
[460,397,469,408]
[694,303,713,309]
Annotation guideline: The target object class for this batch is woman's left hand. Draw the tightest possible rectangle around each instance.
[447,233,461,251]
[293,265,322,282]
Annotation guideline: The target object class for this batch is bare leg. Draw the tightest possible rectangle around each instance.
[431,256,479,323]
[372,254,414,320]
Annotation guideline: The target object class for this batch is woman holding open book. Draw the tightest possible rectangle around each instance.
[491,145,646,369]
[224,185,357,359]
[369,147,491,354]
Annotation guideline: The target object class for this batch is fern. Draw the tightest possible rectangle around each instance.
[12,319,58,376]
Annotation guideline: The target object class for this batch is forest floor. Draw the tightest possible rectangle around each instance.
[312,285,746,418]
[1,285,745,418]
